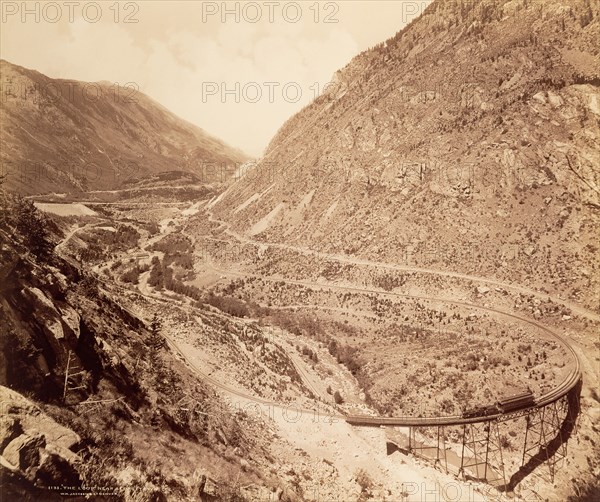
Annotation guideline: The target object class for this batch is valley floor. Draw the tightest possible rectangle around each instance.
[35,191,600,502]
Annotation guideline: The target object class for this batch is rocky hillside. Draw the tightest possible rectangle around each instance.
[0,193,286,501]
[0,60,248,195]
[211,0,600,311]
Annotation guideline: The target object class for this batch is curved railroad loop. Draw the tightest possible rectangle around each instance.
[119,259,582,428]
[345,312,581,427]
[197,208,584,427]
[55,207,583,428]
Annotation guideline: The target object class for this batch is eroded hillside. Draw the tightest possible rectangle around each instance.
[211,0,600,312]
[0,193,297,500]
[0,60,248,195]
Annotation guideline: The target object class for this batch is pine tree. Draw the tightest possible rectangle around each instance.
[15,198,52,258]
[148,313,165,352]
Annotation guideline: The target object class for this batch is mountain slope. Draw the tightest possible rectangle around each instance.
[0,60,248,194]
[211,0,600,311]
[0,193,294,500]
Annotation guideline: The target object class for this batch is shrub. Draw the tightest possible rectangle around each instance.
[205,294,250,318]
[150,234,193,255]
[112,225,140,250]
[148,260,164,289]
[373,273,406,291]
[146,222,160,235]
[121,266,141,284]
[355,468,374,494]
[333,391,344,404]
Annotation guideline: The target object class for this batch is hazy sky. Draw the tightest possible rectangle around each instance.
[1,1,431,156]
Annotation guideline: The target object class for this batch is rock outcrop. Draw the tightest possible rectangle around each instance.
[0,386,82,488]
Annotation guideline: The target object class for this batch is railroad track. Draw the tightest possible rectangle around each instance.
[62,224,581,428]
[189,261,582,426]
[98,260,582,428]
[143,272,582,427]
[345,332,581,427]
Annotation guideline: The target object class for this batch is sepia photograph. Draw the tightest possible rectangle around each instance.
[0,0,599,500]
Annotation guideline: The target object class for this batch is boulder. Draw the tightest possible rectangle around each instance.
[35,449,81,487]
[0,386,80,452]
[60,306,81,339]
[2,433,46,471]
[27,421,80,452]
[21,287,65,344]
[547,91,564,108]
[532,91,546,104]
[0,417,23,451]
[44,442,80,465]
[0,386,82,492]
[197,473,220,500]
[203,478,219,497]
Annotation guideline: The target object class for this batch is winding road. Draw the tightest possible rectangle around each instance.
[194,262,583,427]
[49,197,585,428]
[204,206,600,323]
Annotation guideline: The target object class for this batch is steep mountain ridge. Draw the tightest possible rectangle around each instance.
[0,60,248,195]
[0,194,294,500]
[211,0,600,311]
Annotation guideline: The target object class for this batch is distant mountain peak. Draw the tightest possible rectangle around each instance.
[0,60,249,195]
